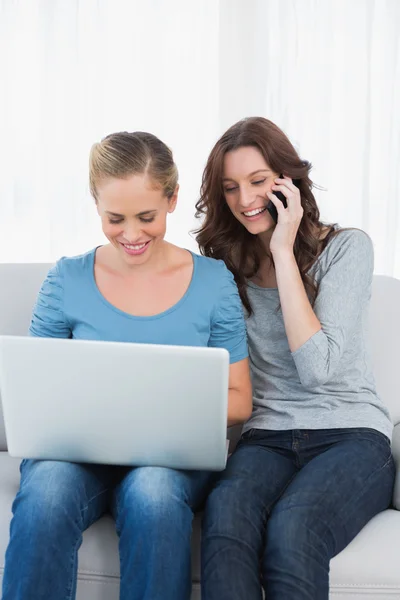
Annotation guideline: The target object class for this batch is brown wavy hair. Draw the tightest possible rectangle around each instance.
[195,117,337,314]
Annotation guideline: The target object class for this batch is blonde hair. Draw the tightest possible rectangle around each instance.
[89,131,178,201]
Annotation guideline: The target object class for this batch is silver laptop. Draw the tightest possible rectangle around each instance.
[0,336,230,471]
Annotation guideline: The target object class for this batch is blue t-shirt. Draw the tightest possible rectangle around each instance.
[29,248,248,364]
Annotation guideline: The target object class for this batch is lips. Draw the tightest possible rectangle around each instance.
[119,241,151,256]
[243,207,267,217]
[242,206,268,221]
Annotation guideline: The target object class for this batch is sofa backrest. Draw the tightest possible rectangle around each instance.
[0,263,52,450]
[369,275,400,425]
[0,268,399,452]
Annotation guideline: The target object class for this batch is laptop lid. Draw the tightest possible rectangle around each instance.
[0,336,229,471]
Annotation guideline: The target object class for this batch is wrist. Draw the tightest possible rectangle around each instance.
[271,247,295,263]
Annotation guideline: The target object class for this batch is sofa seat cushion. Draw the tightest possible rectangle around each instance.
[1,452,399,599]
[0,453,202,594]
[0,454,120,587]
[329,509,400,597]
[191,507,400,597]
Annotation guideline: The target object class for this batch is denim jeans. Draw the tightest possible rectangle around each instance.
[201,428,395,600]
[2,460,213,600]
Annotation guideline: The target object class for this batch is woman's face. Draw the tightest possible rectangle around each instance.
[96,173,177,266]
[223,146,278,236]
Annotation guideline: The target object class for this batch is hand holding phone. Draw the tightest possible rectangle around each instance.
[266,175,300,223]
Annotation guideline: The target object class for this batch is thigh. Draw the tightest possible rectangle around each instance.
[203,437,298,540]
[267,430,395,558]
[19,459,115,529]
[201,436,298,600]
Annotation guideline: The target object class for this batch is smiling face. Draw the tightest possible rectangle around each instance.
[223,146,278,235]
[96,173,177,266]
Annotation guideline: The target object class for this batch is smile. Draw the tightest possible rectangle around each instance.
[242,206,268,219]
[124,243,146,250]
[120,241,151,256]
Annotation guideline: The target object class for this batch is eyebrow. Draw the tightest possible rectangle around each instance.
[222,169,271,182]
[105,209,157,217]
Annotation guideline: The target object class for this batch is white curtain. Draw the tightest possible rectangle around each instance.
[0,0,220,261]
[1,0,399,277]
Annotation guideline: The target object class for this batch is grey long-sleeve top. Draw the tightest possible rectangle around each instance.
[243,228,392,440]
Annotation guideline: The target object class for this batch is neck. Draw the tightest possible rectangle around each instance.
[113,240,170,275]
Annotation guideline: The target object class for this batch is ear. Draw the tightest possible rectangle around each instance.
[167,184,179,214]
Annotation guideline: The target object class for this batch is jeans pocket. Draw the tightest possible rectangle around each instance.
[356,429,392,451]
[352,430,394,472]
[241,428,256,441]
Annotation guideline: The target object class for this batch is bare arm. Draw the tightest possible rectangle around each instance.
[208,262,252,423]
[273,250,321,352]
[227,357,253,426]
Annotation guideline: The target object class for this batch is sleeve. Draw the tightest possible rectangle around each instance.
[29,260,72,338]
[291,230,373,388]
[209,263,248,364]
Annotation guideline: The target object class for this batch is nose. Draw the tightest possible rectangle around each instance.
[122,222,141,243]
[238,188,258,209]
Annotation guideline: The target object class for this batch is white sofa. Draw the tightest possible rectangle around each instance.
[0,264,399,599]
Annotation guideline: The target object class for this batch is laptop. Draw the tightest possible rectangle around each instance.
[0,336,230,471]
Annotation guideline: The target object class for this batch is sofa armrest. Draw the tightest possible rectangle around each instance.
[392,422,400,510]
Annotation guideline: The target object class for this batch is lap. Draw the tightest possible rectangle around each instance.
[267,430,395,556]
[19,460,212,516]
[203,437,298,525]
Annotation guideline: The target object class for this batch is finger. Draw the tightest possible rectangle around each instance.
[271,184,293,201]
[267,191,286,216]
[271,184,299,210]
[271,184,291,194]
[274,177,298,194]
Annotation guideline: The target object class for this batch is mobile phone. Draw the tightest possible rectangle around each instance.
[266,175,300,223]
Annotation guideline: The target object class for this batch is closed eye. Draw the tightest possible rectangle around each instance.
[109,216,155,224]
[224,179,266,193]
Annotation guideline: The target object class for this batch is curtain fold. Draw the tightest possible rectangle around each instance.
[1,0,399,276]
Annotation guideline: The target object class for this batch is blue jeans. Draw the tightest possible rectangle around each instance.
[2,460,213,600]
[201,428,395,600]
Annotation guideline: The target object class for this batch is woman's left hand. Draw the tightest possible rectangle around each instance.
[268,176,303,256]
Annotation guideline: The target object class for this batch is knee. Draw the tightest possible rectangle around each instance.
[266,498,330,561]
[119,467,191,523]
[203,478,261,546]
[204,482,240,533]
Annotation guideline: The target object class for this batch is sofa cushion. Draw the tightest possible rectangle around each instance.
[0,452,119,599]
[0,263,53,451]
[1,452,399,599]
[370,276,400,426]
[191,509,400,599]
[330,509,400,597]
[192,510,400,599]
[192,507,400,596]
[0,452,202,599]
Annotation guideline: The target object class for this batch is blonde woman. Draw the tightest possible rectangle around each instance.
[2,131,252,600]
